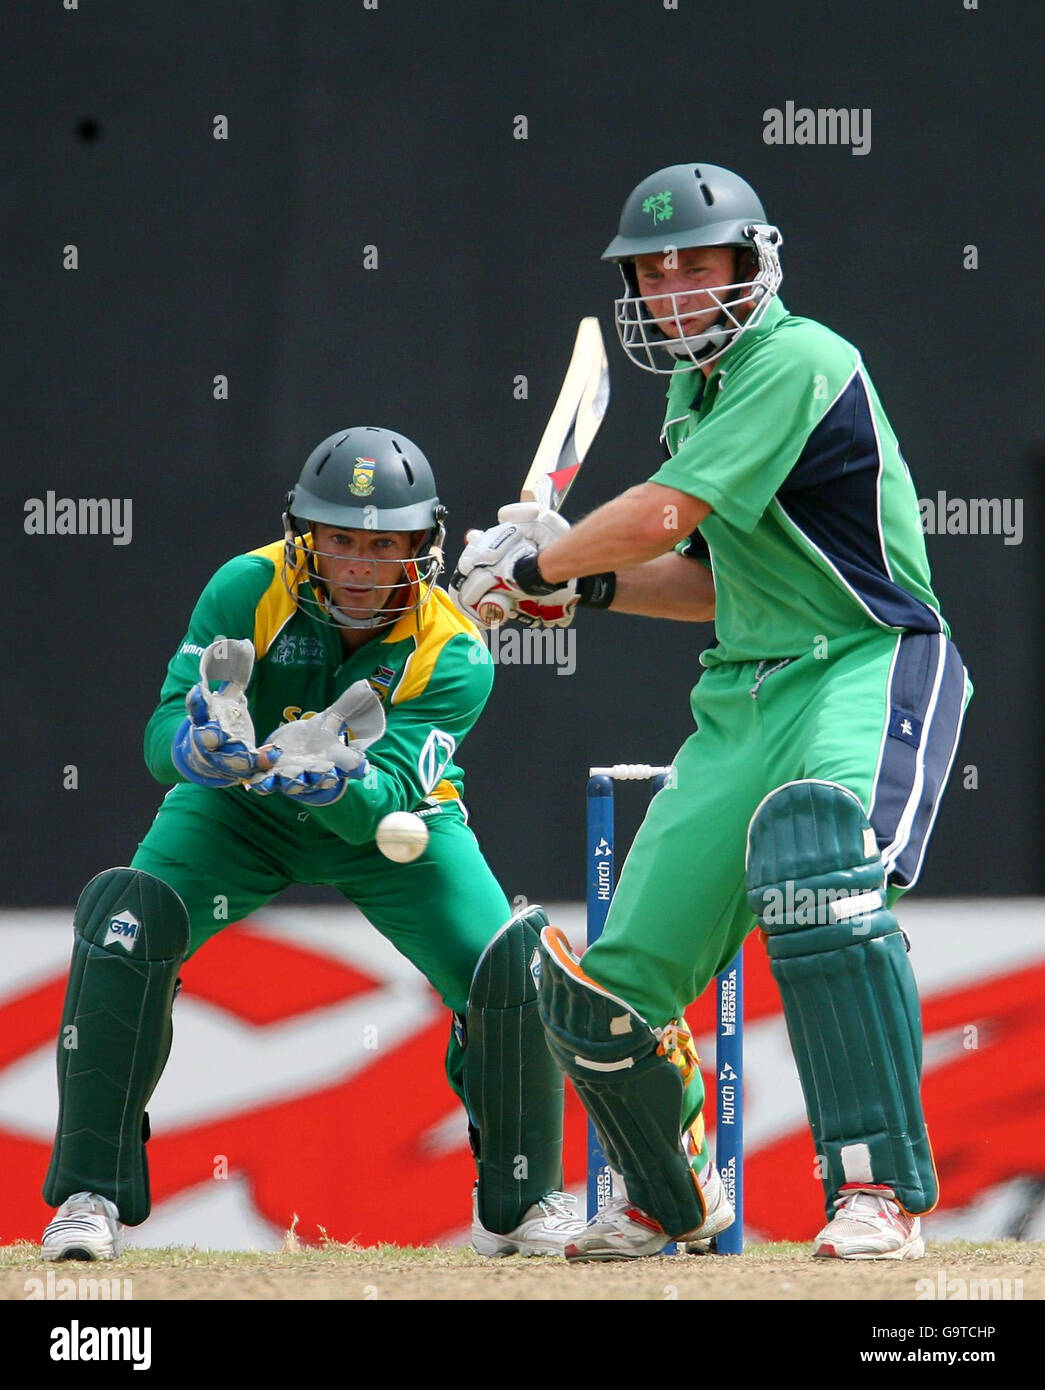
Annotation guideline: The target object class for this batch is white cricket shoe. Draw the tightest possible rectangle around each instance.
[471,1188,586,1257]
[681,1162,737,1252]
[812,1184,925,1260]
[567,1162,735,1262]
[564,1196,673,1262]
[41,1191,124,1261]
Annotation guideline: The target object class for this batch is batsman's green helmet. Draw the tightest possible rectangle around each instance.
[602,163,783,374]
[601,163,770,261]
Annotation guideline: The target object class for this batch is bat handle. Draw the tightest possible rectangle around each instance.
[477,593,513,628]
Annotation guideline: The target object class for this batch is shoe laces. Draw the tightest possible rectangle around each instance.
[61,1191,117,1220]
[588,1194,629,1216]
[590,1194,656,1225]
[591,1195,666,1235]
[828,1178,911,1234]
[537,1191,581,1225]
[834,1185,905,1224]
[65,1192,105,1212]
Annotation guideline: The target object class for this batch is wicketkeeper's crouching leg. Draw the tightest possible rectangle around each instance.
[747,779,934,1260]
[461,907,587,1255]
[41,867,189,1260]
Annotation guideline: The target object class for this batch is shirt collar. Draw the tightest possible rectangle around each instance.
[709,296,787,380]
[667,296,789,404]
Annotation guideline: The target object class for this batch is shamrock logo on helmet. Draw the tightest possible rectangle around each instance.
[641,191,674,225]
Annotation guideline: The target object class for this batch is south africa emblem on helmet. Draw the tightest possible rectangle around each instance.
[350,456,377,497]
[641,190,674,225]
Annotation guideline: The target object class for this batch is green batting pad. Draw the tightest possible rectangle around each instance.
[538,931,705,1238]
[43,867,189,1226]
[747,781,937,1215]
[464,907,565,1233]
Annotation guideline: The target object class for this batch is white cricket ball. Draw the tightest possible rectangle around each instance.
[375,811,430,863]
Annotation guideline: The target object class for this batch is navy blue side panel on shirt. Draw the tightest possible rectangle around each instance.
[776,373,941,634]
[868,632,969,889]
[680,527,712,563]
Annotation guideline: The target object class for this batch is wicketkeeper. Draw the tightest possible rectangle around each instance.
[452,164,972,1261]
[41,427,583,1260]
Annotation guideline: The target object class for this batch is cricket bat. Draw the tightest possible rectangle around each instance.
[478,316,609,626]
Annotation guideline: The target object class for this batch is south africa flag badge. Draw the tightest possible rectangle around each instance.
[350,456,376,497]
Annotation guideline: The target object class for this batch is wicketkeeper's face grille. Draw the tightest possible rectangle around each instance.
[281,525,444,631]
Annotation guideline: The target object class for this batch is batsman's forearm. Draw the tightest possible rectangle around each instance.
[537,483,709,584]
[610,552,716,622]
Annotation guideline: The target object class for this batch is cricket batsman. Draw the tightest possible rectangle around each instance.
[451,165,972,1260]
[41,426,583,1260]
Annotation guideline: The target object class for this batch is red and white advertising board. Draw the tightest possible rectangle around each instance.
[1,901,1042,1249]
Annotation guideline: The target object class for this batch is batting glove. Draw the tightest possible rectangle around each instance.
[450,503,577,629]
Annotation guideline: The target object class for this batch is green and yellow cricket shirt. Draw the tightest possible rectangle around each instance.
[143,540,493,844]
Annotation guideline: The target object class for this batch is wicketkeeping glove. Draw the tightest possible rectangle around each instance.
[172,638,266,787]
[246,681,386,807]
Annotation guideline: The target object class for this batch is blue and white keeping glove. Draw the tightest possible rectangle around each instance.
[449,503,578,629]
[172,638,265,788]
[246,681,387,807]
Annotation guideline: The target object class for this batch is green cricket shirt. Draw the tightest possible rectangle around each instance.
[650,299,948,666]
[143,540,493,844]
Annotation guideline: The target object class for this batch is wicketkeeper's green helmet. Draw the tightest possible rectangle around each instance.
[601,163,784,373]
[283,426,447,630]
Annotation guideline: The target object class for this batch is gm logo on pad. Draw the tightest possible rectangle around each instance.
[528,947,542,989]
[104,910,140,952]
